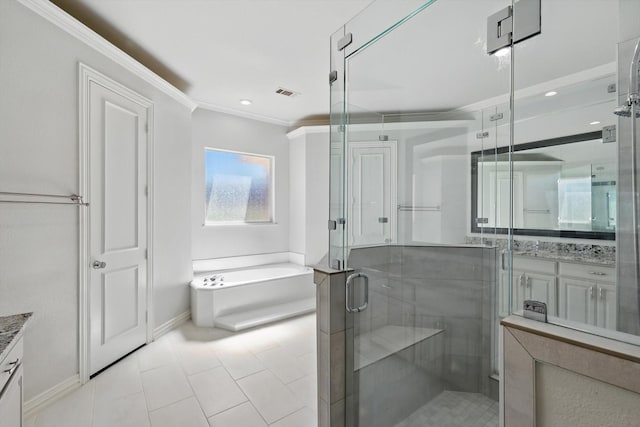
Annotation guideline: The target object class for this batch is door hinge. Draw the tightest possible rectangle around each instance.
[145,249,148,259]
[145,123,149,133]
[602,125,616,143]
[490,113,504,122]
[487,0,541,55]
[337,33,353,51]
[145,311,149,323]
[145,186,149,196]
[329,70,338,85]
[328,220,337,230]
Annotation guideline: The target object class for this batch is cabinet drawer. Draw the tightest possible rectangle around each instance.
[559,262,615,282]
[512,256,556,275]
[0,337,23,394]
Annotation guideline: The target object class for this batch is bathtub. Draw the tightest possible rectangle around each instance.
[190,263,315,331]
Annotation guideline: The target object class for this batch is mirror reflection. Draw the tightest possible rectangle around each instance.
[472,132,616,239]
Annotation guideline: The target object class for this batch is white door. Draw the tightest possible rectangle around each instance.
[88,79,150,375]
[348,142,397,246]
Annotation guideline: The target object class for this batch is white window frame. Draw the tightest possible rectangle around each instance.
[204,147,276,226]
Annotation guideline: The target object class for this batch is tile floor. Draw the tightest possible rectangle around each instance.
[394,391,499,427]
[26,313,317,427]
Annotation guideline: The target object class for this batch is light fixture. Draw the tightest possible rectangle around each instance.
[544,91,558,97]
[494,47,510,57]
[590,121,601,125]
[240,99,252,106]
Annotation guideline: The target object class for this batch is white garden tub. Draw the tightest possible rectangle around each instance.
[190,263,315,331]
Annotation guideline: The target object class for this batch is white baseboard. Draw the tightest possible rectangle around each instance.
[153,310,191,340]
[24,374,80,418]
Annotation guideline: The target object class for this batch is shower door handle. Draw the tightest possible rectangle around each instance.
[346,272,369,313]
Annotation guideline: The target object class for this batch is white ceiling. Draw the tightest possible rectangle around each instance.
[53,0,620,126]
[53,0,372,126]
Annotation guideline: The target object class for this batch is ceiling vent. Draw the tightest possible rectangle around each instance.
[275,87,299,97]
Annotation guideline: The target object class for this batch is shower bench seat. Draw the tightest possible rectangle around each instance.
[354,325,444,370]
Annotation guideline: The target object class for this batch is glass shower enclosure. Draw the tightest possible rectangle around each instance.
[329,0,640,426]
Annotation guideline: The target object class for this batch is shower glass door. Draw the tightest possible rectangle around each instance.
[511,0,640,342]
[329,1,513,425]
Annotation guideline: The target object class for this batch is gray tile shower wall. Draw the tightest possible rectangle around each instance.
[347,245,497,423]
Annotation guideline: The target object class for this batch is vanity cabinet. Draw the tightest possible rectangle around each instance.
[0,337,24,427]
[511,257,557,316]
[558,263,616,330]
[499,256,557,317]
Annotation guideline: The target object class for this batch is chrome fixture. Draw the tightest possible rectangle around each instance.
[614,39,640,117]
[615,38,640,326]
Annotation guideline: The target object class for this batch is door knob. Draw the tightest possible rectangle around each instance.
[92,260,107,269]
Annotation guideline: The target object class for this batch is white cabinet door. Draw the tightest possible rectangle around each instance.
[596,283,616,330]
[498,270,511,317]
[348,142,397,246]
[527,273,557,316]
[511,271,526,314]
[559,278,596,325]
[0,365,23,427]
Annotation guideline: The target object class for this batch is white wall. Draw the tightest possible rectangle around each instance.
[304,132,330,265]
[0,1,192,400]
[289,137,306,257]
[287,129,330,266]
[191,109,290,260]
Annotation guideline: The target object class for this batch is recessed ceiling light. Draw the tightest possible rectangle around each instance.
[494,47,510,57]
[590,121,601,125]
[544,91,558,97]
[240,99,252,106]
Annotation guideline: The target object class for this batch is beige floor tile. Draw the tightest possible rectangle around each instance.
[208,402,268,427]
[175,345,222,376]
[255,346,306,384]
[33,382,95,427]
[287,375,317,413]
[93,391,150,427]
[94,355,143,402]
[137,340,177,372]
[148,397,209,427]
[188,366,248,416]
[216,346,266,380]
[270,407,317,427]
[237,370,304,423]
[141,364,193,411]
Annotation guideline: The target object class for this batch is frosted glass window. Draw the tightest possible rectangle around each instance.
[205,149,274,224]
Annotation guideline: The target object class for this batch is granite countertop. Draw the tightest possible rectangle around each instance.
[0,312,32,362]
[513,251,615,267]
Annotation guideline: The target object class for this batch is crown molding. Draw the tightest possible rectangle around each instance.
[195,100,291,127]
[17,0,198,112]
[286,125,331,140]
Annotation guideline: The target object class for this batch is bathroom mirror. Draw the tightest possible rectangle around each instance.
[471,130,616,240]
